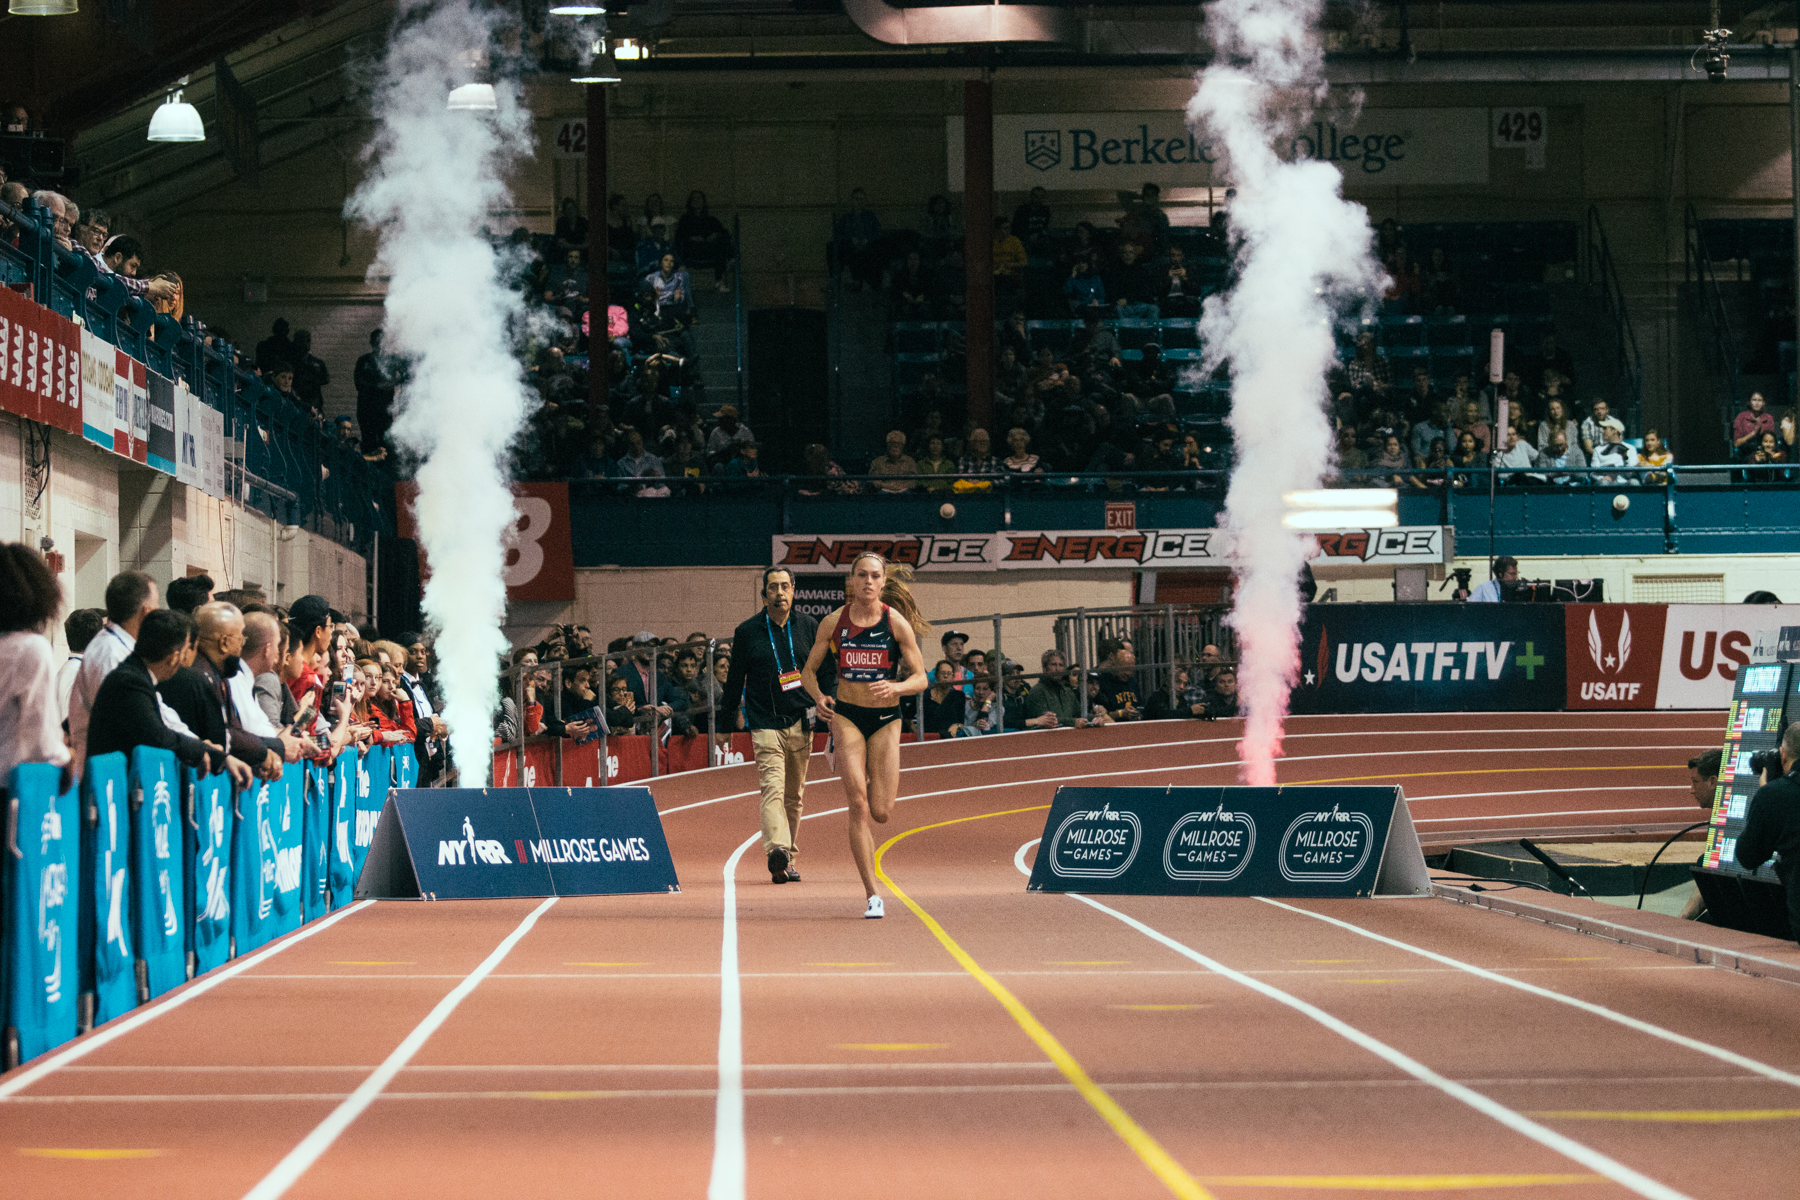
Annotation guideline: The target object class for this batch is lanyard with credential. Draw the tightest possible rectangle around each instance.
[767,613,803,692]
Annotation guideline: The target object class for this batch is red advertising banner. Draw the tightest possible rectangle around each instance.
[395,480,577,604]
[38,308,81,436]
[1564,604,1665,710]
[0,286,43,424]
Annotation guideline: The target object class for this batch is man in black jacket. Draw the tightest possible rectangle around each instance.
[1737,722,1800,942]
[87,610,250,790]
[157,602,288,782]
[718,567,819,884]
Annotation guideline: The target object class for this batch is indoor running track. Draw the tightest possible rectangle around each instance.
[7,711,1800,1200]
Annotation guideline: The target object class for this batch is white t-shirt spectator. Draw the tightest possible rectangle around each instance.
[1590,438,1639,484]
[0,631,72,784]
[706,423,754,458]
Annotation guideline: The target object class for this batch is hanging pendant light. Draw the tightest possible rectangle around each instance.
[147,78,205,143]
[571,40,622,84]
[8,0,79,14]
[549,2,606,13]
[447,82,499,111]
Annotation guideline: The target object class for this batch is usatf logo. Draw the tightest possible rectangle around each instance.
[1024,130,1061,170]
[1586,609,1631,674]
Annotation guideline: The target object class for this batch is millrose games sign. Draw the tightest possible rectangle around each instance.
[771,527,1448,574]
[1027,786,1430,898]
[948,109,1490,192]
[355,787,678,900]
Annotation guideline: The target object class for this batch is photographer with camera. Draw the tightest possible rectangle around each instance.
[1736,724,1800,942]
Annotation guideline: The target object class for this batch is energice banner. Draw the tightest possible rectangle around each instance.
[772,526,1448,573]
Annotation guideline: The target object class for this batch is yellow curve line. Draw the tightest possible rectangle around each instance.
[1201,1174,1599,1191]
[874,804,1211,1200]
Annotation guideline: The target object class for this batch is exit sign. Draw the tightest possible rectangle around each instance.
[1105,501,1136,530]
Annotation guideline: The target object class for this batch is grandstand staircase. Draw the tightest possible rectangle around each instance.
[828,281,897,459]
[685,285,743,415]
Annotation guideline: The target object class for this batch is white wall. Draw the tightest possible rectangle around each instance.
[1315,553,1800,605]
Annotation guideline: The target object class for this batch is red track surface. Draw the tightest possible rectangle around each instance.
[7,710,1800,1200]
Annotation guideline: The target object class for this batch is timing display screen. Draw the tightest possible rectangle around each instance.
[1740,665,1783,694]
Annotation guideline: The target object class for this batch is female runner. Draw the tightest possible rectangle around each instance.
[801,553,930,917]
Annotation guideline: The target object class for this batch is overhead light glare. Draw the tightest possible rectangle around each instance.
[147,79,205,143]
[615,37,643,60]
[549,2,606,12]
[8,0,78,13]
[447,83,498,111]
[1282,488,1398,510]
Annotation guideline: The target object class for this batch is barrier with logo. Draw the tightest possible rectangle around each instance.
[328,753,356,909]
[1566,603,1800,711]
[3,764,80,1069]
[230,775,281,959]
[352,746,390,881]
[302,762,330,923]
[356,786,680,900]
[129,748,185,1003]
[270,764,306,937]
[81,752,135,1025]
[186,768,234,975]
[1026,786,1430,898]
[1296,604,1565,714]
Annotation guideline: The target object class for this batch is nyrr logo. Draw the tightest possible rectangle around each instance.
[1024,130,1061,170]
[438,816,516,867]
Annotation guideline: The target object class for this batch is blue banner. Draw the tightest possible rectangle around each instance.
[352,746,389,882]
[303,761,330,921]
[81,753,135,1023]
[4,765,79,1066]
[230,776,280,958]
[1292,603,1566,714]
[1027,786,1430,898]
[392,745,419,791]
[327,753,356,910]
[270,764,305,936]
[185,769,234,976]
[359,787,681,900]
[129,748,185,1002]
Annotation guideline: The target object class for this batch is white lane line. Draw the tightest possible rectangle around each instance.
[239,898,558,1200]
[657,731,1713,816]
[1409,785,1686,804]
[1253,898,1800,1088]
[707,831,759,1200]
[0,900,376,1100]
[1069,894,1692,1200]
[1015,838,1040,878]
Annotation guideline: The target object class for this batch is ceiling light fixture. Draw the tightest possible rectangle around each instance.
[447,82,499,111]
[8,0,78,14]
[615,38,643,61]
[147,78,205,143]
[549,2,607,13]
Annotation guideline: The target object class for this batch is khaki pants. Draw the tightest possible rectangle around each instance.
[751,721,809,857]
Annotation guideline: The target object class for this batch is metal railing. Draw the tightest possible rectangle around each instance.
[1584,205,1644,433]
[1683,204,1748,446]
[0,197,391,550]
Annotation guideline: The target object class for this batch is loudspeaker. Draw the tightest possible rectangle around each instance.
[747,308,828,472]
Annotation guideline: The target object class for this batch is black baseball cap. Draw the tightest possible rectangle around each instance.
[289,594,343,639]
[940,629,969,646]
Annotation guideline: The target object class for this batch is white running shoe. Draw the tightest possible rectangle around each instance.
[864,895,884,919]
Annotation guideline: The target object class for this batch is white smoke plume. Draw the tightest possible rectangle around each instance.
[350,0,536,783]
[1190,0,1383,785]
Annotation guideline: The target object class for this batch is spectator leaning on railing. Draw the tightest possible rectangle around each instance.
[67,570,162,779]
[87,609,249,790]
[0,544,74,789]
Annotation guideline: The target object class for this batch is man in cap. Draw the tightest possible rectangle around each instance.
[285,594,342,717]
[706,404,755,460]
[941,628,972,695]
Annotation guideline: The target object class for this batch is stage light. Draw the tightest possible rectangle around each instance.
[8,0,78,14]
[447,83,498,111]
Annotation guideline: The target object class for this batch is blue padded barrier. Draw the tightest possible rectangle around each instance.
[3,764,80,1067]
[128,748,185,1003]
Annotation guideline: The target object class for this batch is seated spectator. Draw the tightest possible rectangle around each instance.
[675,190,733,292]
[1633,427,1671,484]
[868,430,918,493]
[1397,367,1439,427]
[1124,344,1176,413]
[1029,346,1081,410]
[1447,372,1485,422]
[1012,186,1054,252]
[1536,397,1578,455]
[916,434,956,491]
[1525,331,1576,391]
[1064,255,1105,313]
[1091,646,1143,721]
[1149,665,1209,720]
[333,416,359,451]
[270,363,317,418]
[1023,648,1087,727]
[1105,241,1159,319]
[1453,399,1492,455]
[1335,424,1370,473]
[1590,423,1641,484]
[1344,331,1390,403]
[1756,429,1789,478]
[1,180,29,244]
[1204,666,1240,718]
[1374,434,1411,486]
[1155,244,1200,318]
[543,249,588,310]
[998,309,1031,364]
[791,443,853,496]
[957,676,1003,736]
[1003,427,1043,475]
[706,405,753,461]
[1451,430,1484,483]
[93,233,177,303]
[292,329,329,411]
[1579,399,1625,458]
[716,440,764,481]
[1482,369,1534,426]
[889,249,938,319]
[30,189,74,250]
[645,252,692,321]
[1409,401,1455,467]
[1495,425,1545,482]
[75,206,110,265]
[921,193,961,257]
[1423,246,1458,313]
[958,428,1000,479]
[1733,392,1775,458]
[994,345,1031,407]
[993,217,1027,291]
[921,661,967,736]
[614,428,663,480]
[1416,437,1452,488]
[1382,245,1422,313]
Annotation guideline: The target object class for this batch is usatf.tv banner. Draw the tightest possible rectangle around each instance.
[772,526,1448,574]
